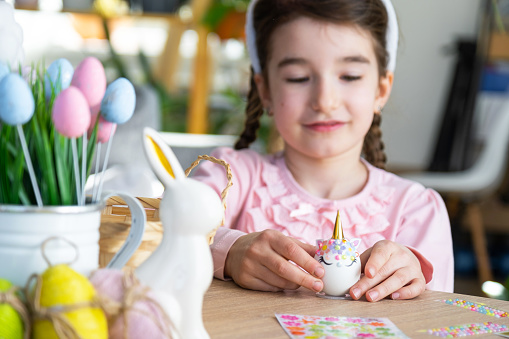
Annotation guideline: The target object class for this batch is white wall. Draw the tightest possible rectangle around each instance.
[384,0,483,170]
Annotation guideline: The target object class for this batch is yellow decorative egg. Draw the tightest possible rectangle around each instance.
[32,264,107,339]
[0,278,24,339]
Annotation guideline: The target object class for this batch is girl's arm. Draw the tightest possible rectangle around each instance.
[349,187,454,301]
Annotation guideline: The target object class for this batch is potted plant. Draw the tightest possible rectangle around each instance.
[0,55,147,287]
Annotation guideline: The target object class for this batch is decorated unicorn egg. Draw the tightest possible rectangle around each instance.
[314,211,361,297]
[71,56,106,115]
[0,73,34,125]
[44,58,74,100]
[100,77,136,124]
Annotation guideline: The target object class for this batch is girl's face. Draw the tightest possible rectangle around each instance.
[256,16,393,160]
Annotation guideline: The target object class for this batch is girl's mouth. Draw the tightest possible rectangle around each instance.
[305,121,345,132]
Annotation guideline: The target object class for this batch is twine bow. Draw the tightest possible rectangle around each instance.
[23,237,92,339]
[185,155,233,244]
[0,286,31,339]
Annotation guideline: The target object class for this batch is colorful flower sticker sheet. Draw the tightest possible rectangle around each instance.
[275,313,410,338]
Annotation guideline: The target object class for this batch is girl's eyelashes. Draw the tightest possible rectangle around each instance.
[284,75,362,83]
[285,76,309,83]
[346,258,358,267]
[341,75,362,81]
[318,256,332,265]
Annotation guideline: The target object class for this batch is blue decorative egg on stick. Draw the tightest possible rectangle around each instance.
[44,58,74,101]
[0,73,34,126]
[101,77,136,124]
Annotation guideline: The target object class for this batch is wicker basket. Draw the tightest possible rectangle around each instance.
[99,196,163,268]
[98,155,233,269]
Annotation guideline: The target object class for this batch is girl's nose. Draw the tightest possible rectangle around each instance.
[311,78,340,113]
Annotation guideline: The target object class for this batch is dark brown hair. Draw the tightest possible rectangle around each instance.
[235,0,389,169]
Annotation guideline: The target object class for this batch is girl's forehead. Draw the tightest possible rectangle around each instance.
[268,16,376,64]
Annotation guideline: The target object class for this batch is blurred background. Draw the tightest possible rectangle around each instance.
[3,0,509,297]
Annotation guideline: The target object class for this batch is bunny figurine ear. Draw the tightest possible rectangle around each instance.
[143,127,186,185]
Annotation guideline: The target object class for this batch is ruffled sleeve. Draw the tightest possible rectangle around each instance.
[191,147,260,279]
[395,184,454,292]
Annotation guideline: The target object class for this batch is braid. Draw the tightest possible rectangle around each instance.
[234,68,264,150]
[362,113,387,169]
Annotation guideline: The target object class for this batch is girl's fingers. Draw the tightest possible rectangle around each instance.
[227,230,323,292]
[351,242,423,301]
[265,248,323,292]
[256,265,301,291]
[361,240,394,279]
[391,278,426,300]
[363,266,415,302]
[282,239,325,279]
[242,276,284,292]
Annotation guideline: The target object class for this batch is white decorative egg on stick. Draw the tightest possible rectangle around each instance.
[315,211,361,297]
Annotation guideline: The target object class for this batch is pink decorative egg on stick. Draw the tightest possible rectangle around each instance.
[71,57,106,116]
[52,87,91,138]
[52,86,91,205]
[71,57,106,204]
[315,211,361,298]
[91,116,117,202]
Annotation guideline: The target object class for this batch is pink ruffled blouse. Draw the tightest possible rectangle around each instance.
[192,147,454,292]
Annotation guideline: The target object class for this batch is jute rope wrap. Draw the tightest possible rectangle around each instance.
[24,237,91,339]
[25,273,92,339]
[184,155,233,245]
[0,286,31,339]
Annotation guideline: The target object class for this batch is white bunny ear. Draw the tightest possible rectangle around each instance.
[143,127,186,186]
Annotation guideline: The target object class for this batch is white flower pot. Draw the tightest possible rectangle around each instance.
[0,193,146,287]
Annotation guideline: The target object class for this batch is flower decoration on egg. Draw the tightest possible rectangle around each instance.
[315,238,361,268]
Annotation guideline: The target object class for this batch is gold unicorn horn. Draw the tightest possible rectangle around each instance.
[332,210,344,240]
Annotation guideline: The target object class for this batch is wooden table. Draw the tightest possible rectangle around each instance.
[203,279,509,338]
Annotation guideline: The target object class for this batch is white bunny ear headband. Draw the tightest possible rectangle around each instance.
[245,0,399,74]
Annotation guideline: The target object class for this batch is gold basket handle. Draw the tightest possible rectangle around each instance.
[185,155,233,244]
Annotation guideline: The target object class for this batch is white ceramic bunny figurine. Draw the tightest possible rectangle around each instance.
[136,127,224,339]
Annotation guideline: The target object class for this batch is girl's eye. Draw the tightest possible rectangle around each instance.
[318,256,332,265]
[286,77,309,83]
[341,75,361,82]
[346,258,358,267]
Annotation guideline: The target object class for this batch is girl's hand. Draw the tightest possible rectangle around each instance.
[224,229,325,292]
[349,240,426,302]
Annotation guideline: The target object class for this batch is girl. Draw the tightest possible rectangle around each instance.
[193,0,454,301]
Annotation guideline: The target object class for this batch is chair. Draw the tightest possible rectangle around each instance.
[400,93,509,284]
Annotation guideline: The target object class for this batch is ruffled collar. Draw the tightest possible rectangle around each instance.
[245,153,395,245]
